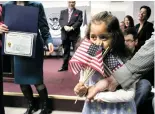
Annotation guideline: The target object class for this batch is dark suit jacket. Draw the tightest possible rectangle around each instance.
[135,21,154,51]
[0,34,4,114]
[59,8,83,40]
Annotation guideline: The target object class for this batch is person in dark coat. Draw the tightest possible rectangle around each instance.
[58,1,83,71]
[0,38,4,114]
[135,5,154,51]
[0,4,5,114]
[0,1,54,114]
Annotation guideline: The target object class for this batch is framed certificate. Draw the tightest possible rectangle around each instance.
[4,31,36,57]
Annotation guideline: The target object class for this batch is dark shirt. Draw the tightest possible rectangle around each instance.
[135,21,154,51]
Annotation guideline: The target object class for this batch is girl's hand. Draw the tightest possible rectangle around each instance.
[87,79,109,101]
[86,86,96,102]
[0,24,9,34]
[74,82,88,97]
[48,43,54,54]
[107,76,119,91]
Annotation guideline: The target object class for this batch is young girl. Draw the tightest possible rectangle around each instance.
[74,11,136,114]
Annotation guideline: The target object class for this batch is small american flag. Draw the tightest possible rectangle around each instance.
[69,38,105,76]
[104,53,123,72]
[103,53,124,77]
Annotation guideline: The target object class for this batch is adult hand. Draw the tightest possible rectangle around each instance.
[69,26,74,31]
[64,26,70,32]
[74,82,88,97]
[48,43,54,54]
[107,76,119,91]
[87,79,109,100]
[64,26,74,32]
[0,24,9,34]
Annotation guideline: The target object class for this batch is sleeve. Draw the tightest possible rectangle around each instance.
[94,84,135,103]
[146,23,154,40]
[2,3,5,22]
[72,10,83,30]
[112,33,154,89]
[59,10,66,28]
[38,3,53,45]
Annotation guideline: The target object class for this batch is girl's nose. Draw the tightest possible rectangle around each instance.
[92,37,97,41]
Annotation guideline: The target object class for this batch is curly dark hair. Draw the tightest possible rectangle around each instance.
[85,11,129,58]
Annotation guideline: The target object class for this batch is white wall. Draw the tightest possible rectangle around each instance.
[41,1,90,8]
[125,1,134,17]
[90,1,131,22]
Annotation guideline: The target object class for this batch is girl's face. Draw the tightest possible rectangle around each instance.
[90,22,112,49]
[124,17,130,27]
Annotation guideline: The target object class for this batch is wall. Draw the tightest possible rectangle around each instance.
[90,1,133,22]
[0,1,154,26]
[41,1,90,8]
[90,1,154,24]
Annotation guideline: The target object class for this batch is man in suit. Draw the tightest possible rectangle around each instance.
[58,1,83,72]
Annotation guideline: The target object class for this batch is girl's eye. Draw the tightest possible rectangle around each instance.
[98,34,108,40]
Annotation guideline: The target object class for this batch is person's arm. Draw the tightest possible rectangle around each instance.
[59,10,66,28]
[112,33,154,89]
[38,3,53,45]
[94,86,135,102]
[38,3,53,53]
[146,23,154,41]
[71,10,83,30]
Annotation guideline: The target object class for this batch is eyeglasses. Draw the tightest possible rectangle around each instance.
[68,1,75,4]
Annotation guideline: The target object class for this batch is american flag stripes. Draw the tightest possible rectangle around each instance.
[69,38,104,76]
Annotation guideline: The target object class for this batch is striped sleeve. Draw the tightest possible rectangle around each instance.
[113,33,154,89]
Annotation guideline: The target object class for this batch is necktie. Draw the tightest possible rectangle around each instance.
[68,9,73,22]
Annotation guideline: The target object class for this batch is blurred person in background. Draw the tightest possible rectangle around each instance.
[135,5,154,51]
[58,1,83,72]
[124,15,134,29]
[124,27,138,55]
[124,27,153,114]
